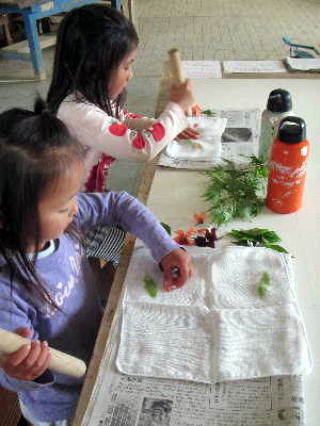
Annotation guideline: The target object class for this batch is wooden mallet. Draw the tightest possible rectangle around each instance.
[167,48,193,116]
[0,327,87,378]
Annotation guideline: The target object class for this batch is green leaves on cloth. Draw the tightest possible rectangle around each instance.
[257,272,271,297]
[143,275,159,298]
[203,156,268,227]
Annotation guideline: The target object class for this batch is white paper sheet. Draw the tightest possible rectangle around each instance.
[223,60,286,74]
[182,60,222,79]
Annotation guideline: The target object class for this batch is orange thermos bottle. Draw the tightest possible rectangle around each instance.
[266,116,310,214]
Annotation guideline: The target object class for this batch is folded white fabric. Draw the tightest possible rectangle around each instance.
[116,246,312,383]
[165,116,227,162]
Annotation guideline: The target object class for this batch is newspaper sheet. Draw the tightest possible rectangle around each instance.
[81,312,306,426]
[158,109,261,170]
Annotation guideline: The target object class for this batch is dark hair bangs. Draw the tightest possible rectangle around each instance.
[47,4,139,115]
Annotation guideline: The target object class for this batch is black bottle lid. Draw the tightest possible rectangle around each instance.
[267,89,292,113]
[277,116,306,144]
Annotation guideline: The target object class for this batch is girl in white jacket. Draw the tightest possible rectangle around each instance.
[47,4,197,263]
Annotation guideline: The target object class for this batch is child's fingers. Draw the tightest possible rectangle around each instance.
[22,340,42,368]
[6,343,32,367]
[173,266,188,288]
[184,78,193,90]
[163,261,192,290]
[28,341,51,378]
[13,327,33,339]
[184,128,200,138]
[5,328,34,365]
[190,262,195,277]
[5,341,51,380]
[177,128,199,140]
[39,346,52,375]
[163,265,188,291]
[160,248,194,291]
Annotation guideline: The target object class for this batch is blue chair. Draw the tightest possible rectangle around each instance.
[0,0,123,80]
[282,36,320,58]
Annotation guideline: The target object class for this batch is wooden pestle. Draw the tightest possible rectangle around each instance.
[0,327,87,378]
[167,48,192,116]
[167,48,185,84]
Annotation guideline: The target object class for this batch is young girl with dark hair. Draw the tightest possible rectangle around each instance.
[46,3,197,263]
[0,101,193,425]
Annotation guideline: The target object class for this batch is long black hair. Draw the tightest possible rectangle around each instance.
[47,4,139,116]
[0,99,84,308]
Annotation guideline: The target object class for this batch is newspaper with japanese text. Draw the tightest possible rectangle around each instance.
[80,313,306,426]
[158,109,261,170]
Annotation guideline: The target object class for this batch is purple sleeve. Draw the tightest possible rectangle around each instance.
[76,192,179,262]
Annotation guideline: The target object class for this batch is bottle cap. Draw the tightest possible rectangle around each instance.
[277,116,306,144]
[267,89,292,113]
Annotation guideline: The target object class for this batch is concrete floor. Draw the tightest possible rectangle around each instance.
[0,0,319,194]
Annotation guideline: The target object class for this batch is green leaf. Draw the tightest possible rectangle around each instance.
[202,109,216,117]
[264,244,288,253]
[227,228,289,253]
[161,222,171,236]
[143,275,159,298]
[257,272,271,297]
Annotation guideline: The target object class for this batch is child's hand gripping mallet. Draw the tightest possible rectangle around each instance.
[167,48,193,116]
[0,327,87,378]
[167,48,201,117]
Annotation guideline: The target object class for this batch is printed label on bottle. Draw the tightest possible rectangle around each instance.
[301,146,308,157]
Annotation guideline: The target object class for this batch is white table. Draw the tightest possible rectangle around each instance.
[75,79,320,425]
[148,79,320,426]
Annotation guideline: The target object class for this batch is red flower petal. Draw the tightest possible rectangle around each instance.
[173,229,194,246]
[192,212,207,225]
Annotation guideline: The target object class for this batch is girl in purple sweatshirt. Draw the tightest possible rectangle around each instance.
[0,101,193,424]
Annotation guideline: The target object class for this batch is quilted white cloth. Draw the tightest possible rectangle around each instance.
[116,246,312,383]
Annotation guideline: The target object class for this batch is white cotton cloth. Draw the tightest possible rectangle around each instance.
[116,246,312,383]
[165,116,227,161]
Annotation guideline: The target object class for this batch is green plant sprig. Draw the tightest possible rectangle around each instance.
[203,156,268,227]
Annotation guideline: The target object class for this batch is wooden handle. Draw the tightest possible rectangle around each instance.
[167,48,185,84]
[167,48,193,116]
[0,328,86,378]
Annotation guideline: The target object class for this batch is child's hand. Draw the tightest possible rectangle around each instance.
[177,127,200,140]
[169,79,194,113]
[0,327,51,381]
[160,248,194,291]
